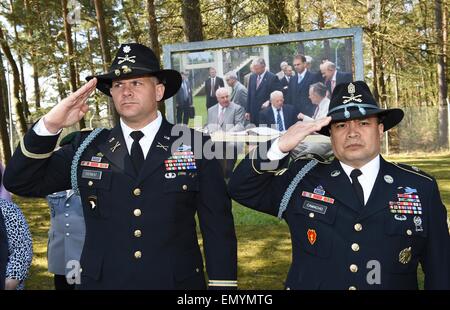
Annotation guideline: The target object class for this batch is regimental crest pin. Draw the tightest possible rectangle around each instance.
[413,216,423,232]
[123,45,131,53]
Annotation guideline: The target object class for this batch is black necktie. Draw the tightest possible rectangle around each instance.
[350,169,364,206]
[130,131,145,174]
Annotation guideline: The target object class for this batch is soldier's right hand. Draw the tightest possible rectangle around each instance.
[278,116,331,153]
[43,78,98,134]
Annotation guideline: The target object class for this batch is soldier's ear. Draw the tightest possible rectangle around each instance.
[155,83,165,101]
[378,122,384,138]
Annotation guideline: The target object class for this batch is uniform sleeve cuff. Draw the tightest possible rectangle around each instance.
[267,138,289,161]
[33,118,62,136]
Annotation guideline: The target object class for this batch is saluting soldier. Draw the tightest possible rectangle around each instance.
[229,81,450,289]
[4,43,237,290]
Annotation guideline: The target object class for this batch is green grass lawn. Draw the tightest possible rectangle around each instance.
[16,153,450,290]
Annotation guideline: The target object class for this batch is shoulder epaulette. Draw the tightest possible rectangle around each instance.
[293,153,334,165]
[392,162,433,181]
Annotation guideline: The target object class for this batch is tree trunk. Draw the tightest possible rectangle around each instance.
[294,0,302,32]
[0,52,11,163]
[24,0,41,110]
[146,0,161,60]
[94,0,118,126]
[9,0,30,118]
[435,0,448,148]
[225,0,233,38]
[0,27,27,137]
[266,0,289,34]
[122,0,141,43]
[181,0,204,41]
[146,0,165,115]
[318,7,329,60]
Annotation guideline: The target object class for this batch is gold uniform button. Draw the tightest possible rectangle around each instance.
[309,212,315,218]
[134,230,142,238]
[133,209,142,217]
[133,188,141,196]
[349,264,358,273]
[354,223,362,232]
[88,181,93,186]
[182,184,188,191]
[348,286,357,290]
[286,287,291,290]
[134,251,142,259]
[406,229,412,236]
[79,268,83,273]
[351,243,360,252]
[195,268,200,273]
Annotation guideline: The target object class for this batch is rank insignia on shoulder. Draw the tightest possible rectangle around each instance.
[307,229,317,245]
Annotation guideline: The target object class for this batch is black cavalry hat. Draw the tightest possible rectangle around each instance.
[318,81,404,136]
[86,43,181,100]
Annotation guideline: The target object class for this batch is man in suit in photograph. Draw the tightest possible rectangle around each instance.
[246,57,282,125]
[176,71,193,125]
[286,54,320,118]
[206,88,245,179]
[280,65,293,98]
[205,67,224,110]
[320,61,353,97]
[259,90,297,131]
[225,71,248,111]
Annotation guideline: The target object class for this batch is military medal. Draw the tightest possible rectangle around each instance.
[399,247,412,264]
[413,216,423,232]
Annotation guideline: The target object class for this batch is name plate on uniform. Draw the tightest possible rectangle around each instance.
[302,200,328,215]
[81,169,103,180]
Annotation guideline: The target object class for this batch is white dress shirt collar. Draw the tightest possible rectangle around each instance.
[120,111,162,159]
[340,154,380,205]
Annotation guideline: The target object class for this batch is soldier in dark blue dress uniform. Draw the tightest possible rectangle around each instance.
[229,81,450,289]
[3,43,237,290]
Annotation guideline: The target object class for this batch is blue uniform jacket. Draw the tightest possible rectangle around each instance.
[4,118,237,290]
[229,148,450,289]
